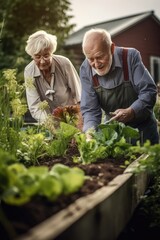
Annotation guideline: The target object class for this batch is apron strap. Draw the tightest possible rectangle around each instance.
[34,77,54,114]
[92,75,100,87]
[122,48,129,81]
[92,47,129,87]
[34,56,67,114]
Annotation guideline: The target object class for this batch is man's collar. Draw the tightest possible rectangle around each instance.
[113,47,122,68]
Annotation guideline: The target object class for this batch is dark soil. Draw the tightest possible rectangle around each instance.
[0,143,126,240]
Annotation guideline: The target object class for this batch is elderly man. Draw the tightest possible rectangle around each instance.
[80,28,159,145]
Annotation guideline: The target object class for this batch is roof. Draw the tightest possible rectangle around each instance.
[65,11,160,47]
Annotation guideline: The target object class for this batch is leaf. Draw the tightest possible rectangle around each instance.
[39,175,63,201]
[2,186,30,205]
[50,164,85,195]
[60,122,80,139]
[50,164,71,175]
[122,126,139,139]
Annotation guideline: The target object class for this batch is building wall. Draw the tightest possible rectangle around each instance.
[113,17,160,71]
[64,16,160,73]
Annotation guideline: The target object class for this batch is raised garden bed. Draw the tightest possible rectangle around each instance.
[0,67,157,240]
[19,157,148,240]
[0,144,149,240]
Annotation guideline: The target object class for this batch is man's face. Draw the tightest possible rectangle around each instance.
[84,39,113,76]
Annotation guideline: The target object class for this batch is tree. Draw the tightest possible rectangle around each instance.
[0,0,75,71]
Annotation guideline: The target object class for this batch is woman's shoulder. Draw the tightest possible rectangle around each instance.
[53,54,71,65]
[24,60,40,78]
[24,60,35,72]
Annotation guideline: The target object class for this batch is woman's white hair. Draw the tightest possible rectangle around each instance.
[25,30,57,56]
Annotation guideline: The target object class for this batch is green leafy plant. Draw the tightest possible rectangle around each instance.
[133,143,160,227]
[74,121,140,164]
[47,122,80,157]
[74,133,108,164]
[50,164,85,195]
[0,69,27,155]
[52,105,80,127]
[17,131,48,166]
[0,150,85,206]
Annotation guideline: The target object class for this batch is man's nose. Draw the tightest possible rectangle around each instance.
[94,59,100,68]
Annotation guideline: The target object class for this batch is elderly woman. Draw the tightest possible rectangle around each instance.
[24,30,81,123]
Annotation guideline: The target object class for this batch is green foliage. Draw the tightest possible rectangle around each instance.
[0,152,85,205]
[99,121,139,142]
[0,0,75,71]
[74,133,108,164]
[0,69,27,155]
[132,142,160,227]
[47,122,80,157]
[143,177,160,227]
[136,143,160,175]
[1,65,160,223]
[74,121,140,164]
[52,105,80,126]
[50,164,85,195]
[97,122,139,158]
[17,131,48,166]
[0,149,17,194]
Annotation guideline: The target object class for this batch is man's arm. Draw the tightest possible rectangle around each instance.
[80,63,102,132]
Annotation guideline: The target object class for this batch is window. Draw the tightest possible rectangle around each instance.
[150,56,160,84]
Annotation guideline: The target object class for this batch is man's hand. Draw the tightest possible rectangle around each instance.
[109,107,135,123]
[85,128,95,141]
[85,132,93,142]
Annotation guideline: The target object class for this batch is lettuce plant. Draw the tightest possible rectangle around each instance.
[47,122,80,157]
[74,121,140,164]
[52,105,80,127]
[0,150,85,206]
[74,133,108,164]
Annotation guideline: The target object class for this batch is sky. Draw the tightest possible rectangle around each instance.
[69,0,160,31]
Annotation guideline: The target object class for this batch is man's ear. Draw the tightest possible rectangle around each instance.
[111,43,115,54]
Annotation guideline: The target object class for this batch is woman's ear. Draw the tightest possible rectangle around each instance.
[111,43,115,54]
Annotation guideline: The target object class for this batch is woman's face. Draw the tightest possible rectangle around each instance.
[33,49,52,71]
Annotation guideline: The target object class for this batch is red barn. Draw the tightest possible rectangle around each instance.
[64,11,160,84]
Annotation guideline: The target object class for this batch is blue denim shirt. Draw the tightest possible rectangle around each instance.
[80,47,157,133]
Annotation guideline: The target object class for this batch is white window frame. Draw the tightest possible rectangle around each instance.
[150,56,160,84]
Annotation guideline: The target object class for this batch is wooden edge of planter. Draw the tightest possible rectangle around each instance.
[17,156,149,240]
[124,153,149,174]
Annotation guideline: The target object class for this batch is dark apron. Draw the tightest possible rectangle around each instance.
[92,48,159,145]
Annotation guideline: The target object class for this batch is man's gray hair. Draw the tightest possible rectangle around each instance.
[82,28,112,51]
[25,30,57,56]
